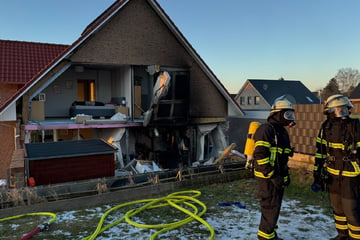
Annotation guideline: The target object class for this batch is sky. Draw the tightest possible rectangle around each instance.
[1,0,360,93]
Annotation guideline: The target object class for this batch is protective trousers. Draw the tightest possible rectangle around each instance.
[257,178,284,240]
[328,175,360,240]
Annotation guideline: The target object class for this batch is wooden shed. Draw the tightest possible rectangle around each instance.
[25,139,117,186]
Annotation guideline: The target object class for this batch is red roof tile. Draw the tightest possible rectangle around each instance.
[0,40,68,84]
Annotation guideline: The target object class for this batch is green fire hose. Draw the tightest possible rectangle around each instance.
[83,190,215,240]
[0,212,57,240]
[0,190,214,240]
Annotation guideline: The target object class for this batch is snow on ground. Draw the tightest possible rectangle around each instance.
[48,198,336,240]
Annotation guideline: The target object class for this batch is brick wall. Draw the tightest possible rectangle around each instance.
[288,104,325,154]
[0,122,16,179]
[0,84,18,107]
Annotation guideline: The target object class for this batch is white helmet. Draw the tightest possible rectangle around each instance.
[324,94,353,117]
[270,95,294,113]
[270,95,295,125]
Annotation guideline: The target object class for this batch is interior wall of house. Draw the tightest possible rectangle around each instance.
[112,66,132,110]
[42,68,113,117]
[97,70,112,104]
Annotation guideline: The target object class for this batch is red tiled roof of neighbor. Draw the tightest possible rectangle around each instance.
[0,40,68,84]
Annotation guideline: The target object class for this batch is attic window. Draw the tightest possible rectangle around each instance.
[306,96,314,103]
[240,96,245,105]
[247,96,252,105]
[254,96,260,105]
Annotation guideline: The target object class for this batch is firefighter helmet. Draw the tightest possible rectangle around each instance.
[324,94,353,117]
[270,95,294,113]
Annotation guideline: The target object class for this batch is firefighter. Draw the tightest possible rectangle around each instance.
[253,95,295,240]
[312,94,360,240]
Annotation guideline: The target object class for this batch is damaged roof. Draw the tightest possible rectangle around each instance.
[25,139,117,160]
[0,0,243,116]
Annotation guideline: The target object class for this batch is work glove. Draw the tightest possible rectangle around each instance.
[271,175,284,189]
[311,181,323,192]
[311,170,323,192]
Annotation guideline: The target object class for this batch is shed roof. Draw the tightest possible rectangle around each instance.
[25,139,117,160]
[0,40,68,84]
[248,79,319,104]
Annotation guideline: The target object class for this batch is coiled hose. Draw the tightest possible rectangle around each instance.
[0,212,57,240]
[0,191,214,240]
[83,190,215,240]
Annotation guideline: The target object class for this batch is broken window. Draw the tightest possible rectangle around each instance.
[152,70,190,125]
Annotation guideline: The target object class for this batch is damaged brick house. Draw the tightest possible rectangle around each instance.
[0,0,243,187]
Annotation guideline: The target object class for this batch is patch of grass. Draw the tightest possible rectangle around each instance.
[285,168,331,208]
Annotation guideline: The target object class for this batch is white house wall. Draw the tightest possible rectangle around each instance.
[0,103,16,121]
[238,85,269,110]
[112,66,132,109]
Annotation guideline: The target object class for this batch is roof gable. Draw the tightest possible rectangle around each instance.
[248,79,319,105]
[0,0,243,116]
[0,40,68,84]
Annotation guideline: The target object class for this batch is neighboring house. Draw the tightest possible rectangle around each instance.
[234,79,319,118]
[349,83,360,102]
[0,0,243,186]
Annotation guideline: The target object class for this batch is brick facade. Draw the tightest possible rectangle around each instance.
[0,121,16,179]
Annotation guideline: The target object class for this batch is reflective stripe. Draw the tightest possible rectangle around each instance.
[327,167,340,176]
[349,224,360,231]
[328,162,360,177]
[343,161,360,177]
[315,153,327,159]
[284,176,289,182]
[314,166,318,171]
[284,148,292,154]
[254,170,274,179]
[317,137,327,144]
[357,142,360,148]
[258,230,275,239]
[255,140,271,148]
[349,232,360,240]
[257,157,270,165]
[327,142,353,151]
[336,223,348,230]
[269,148,276,166]
[329,142,345,150]
[335,215,347,222]
[270,147,283,154]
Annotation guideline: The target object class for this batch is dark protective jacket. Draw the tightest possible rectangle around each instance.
[314,117,360,239]
[253,119,292,180]
[314,117,360,183]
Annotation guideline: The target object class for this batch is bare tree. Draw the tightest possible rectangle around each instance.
[334,67,360,94]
